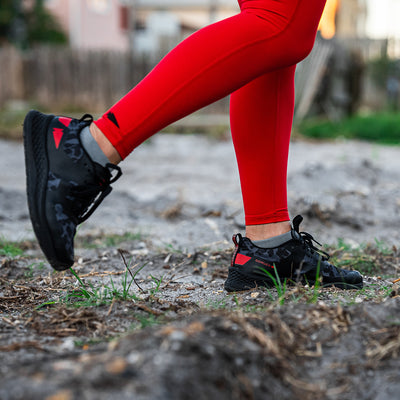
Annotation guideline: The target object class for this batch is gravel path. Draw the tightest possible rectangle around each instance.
[2,134,400,250]
[1,135,400,400]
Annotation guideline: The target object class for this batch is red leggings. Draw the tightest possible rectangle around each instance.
[95,0,327,225]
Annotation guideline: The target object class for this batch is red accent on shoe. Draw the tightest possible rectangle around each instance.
[255,259,274,269]
[58,117,72,127]
[235,253,251,266]
[53,128,64,149]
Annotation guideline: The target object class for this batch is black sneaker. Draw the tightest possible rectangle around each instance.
[224,215,363,292]
[23,110,122,271]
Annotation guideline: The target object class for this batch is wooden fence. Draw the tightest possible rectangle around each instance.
[17,47,150,111]
[0,46,230,113]
[0,47,156,111]
[0,47,24,108]
[0,37,396,115]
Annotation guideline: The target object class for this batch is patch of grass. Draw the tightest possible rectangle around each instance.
[329,281,394,307]
[163,243,184,254]
[149,275,164,296]
[305,261,322,304]
[134,314,161,329]
[329,239,384,276]
[65,267,142,307]
[24,261,46,279]
[104,232,144,247]
[205,298,228,310]
[79,232,144,249]
[336,238,356,252]
[386,316,400,327]
[297,113,400,145]
[35,260,146,309]
[0,237,25,258]
[0,107,27,140]
[373,239,393,256]
[359,283,393,302]
[73,337,110,348]
[259,266,291,305]
[259,262,327,305]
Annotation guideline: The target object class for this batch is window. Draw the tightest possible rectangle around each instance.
[119,5,129,31]
[86,0,110,14]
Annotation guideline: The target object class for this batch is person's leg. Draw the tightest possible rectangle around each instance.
[94,0,327,161]
[24,0,362,291]
[230,66,296,240]
[225,65,362,291]
[23,0,326,270]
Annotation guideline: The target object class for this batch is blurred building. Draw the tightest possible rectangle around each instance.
[336,0,367,38]
[44,0,130,50]
[319,0,367,39]
[44,0,238,52]
[45,0,373,53]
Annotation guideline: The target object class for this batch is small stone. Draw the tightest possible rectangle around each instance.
[106,357,128,375]
[45,390,73,400]
[355,297,363,303]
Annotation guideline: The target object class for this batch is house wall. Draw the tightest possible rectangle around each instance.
[45,0,129,50]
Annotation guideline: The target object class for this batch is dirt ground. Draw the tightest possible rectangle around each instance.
[1,134,400,400]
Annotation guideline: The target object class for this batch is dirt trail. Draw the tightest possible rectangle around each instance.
[2,134,400,248]
[1,135,400,400]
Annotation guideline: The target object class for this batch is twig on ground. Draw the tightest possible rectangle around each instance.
[118,249,145,293]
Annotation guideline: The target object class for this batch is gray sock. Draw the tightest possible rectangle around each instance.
[253,230,293,248]
[80,126,110,167]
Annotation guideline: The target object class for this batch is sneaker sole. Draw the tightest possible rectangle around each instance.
[306,279,363,290]
[23,110,72,271]
[224,267,363,292]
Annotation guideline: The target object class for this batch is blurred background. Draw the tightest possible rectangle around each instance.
[0,0,399,142]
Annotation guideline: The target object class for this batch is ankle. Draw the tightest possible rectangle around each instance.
[246,221,291,241]
[89,123,122,164]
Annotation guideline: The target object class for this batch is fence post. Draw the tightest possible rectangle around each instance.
[0,47,24,108]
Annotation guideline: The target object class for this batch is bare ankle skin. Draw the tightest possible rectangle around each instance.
[246,221,291,241]
[89,123,122,165]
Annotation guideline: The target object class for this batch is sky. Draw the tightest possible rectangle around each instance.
[365,0,400,38]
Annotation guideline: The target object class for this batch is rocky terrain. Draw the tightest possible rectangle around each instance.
[1,134,400,400]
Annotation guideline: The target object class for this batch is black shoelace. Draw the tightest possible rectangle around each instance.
[292,215,330,260]
[298,230,330,260]
[72,163,122,224]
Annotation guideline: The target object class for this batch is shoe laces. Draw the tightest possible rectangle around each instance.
[292,215,330,260]
[79,114,94,123]
[71,163,122,224]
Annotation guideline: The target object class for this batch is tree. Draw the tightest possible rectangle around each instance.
[0,0,66,48]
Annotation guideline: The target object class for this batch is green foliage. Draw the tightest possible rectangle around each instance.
[0,0,66,49]
[330,239,385,276]
[24,261,45,279]
[259,266,289,305]
[149,275,163,296]
[134,314,160,329]
[297,113,400,145]
[0,0,17,41]
[0,107,27,140]
[0,237,24,258]
[79,232,144,249]
[368,56,400,88]
[65,267,141,307]
[205,298,228,310]
[25,0,66,45]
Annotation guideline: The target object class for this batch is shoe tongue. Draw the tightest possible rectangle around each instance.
[291,230,301,240]
[292,215,303,233]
